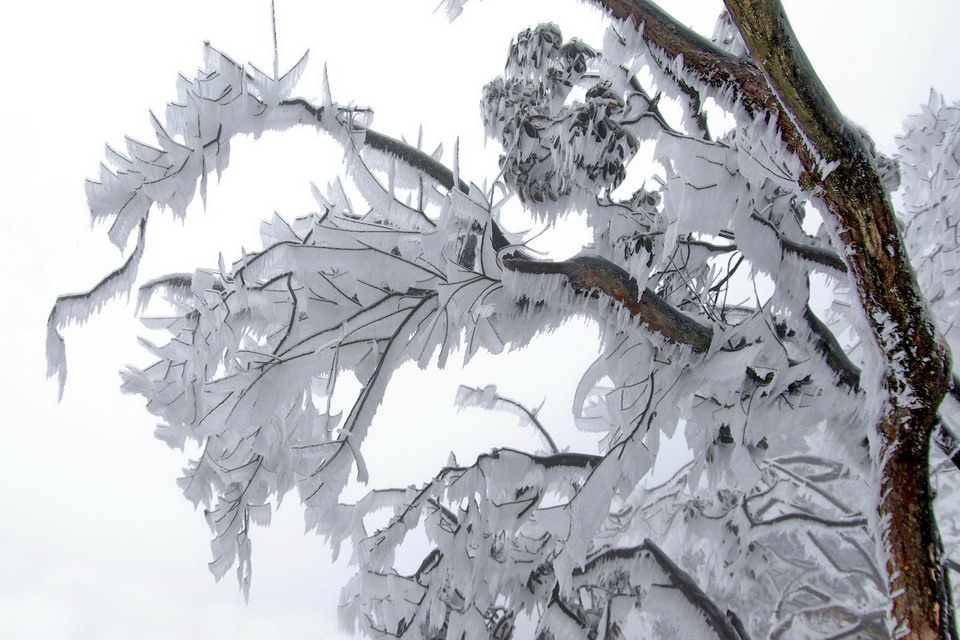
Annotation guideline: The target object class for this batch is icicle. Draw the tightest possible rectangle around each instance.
[321,64,333,109]
[452,136,460,193]
[270,0,279,82]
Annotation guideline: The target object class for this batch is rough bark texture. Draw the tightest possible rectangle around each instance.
[595,0,825,190]
[501,255,714,352]
[585,0,954,636]
[720,6,954,637]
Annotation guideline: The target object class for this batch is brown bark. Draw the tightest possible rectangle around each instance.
[594,0,824,189]
[501,255,714,352]
[720,6,953,637]
[585,0,954,636]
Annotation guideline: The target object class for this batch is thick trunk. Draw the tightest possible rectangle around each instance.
[879,409,953,639]
[584,0,955,635]
[719,2,953,637]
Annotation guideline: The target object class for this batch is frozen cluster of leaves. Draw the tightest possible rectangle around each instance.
[481,24,638,208]
[51,7,960,640]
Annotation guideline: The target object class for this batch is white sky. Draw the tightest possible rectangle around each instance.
[2,0,959,638]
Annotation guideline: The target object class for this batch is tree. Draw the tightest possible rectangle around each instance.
[47,0,960,638]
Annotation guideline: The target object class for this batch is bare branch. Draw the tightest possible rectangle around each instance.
[457,385,560,454]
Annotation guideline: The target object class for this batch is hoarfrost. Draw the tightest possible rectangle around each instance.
[52,6,960,639]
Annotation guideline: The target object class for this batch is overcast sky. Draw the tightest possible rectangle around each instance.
[2,1,959,638]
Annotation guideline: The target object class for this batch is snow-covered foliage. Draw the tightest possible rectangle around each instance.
[897,92,960,381]
[50,7,960,640]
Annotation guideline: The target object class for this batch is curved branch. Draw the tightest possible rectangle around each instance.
[47,219,148,397]
[362,128,470,194]
[801,305,860,391]
[498,395,559,455]
[457,385,560,454]
[750,213,847,274]
[576,540,750,640]
[641,539,752,640]
[741,500,867,529]
[278,98,471,195]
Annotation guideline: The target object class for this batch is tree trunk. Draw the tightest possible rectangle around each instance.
[720,2,954,637]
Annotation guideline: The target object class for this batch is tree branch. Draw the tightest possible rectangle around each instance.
[749,212,847,273]
[577,540,750,640]
[362,128,470,194]
[801,305,860,391]
[457,385,560,454]
[641,538,751,639]
[719,3,953,635]
[278,98,471,195]
[502,255,713,352]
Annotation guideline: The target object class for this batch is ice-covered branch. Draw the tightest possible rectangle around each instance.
[362,129,470,195]
[502,255,713,352]
[719,4,953,630]
[748,213,848,274]
[800,305,860,391]
[455,385,560,454]
[275,98,470,197]
[741,502,867,529]
[576,540,750,640]
[640,538,751,640]
[47,220,147,398]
